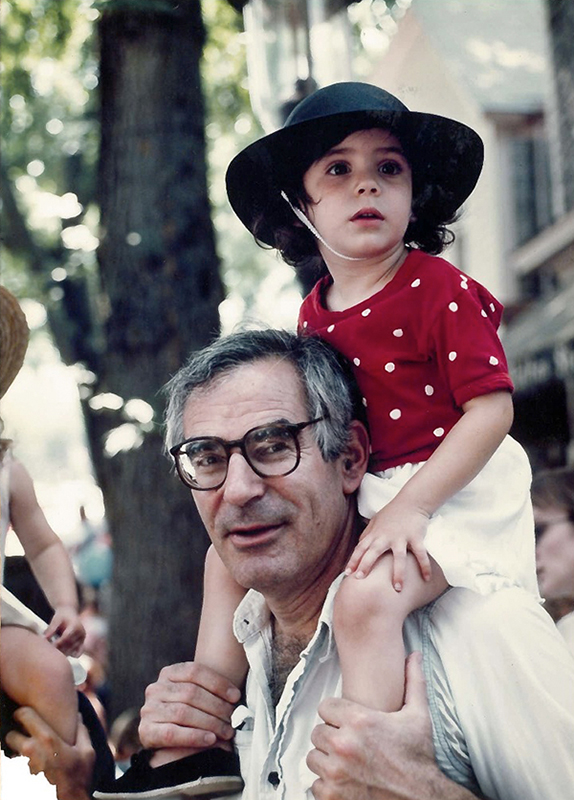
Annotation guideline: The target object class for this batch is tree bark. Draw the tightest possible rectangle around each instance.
[95,0,224,720]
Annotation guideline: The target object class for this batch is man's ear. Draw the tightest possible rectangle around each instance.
[341,420,369,495]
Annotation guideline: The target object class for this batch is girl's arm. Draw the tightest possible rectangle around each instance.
[347,390,514,582]
[395,389,514,516]
[9,459,85,653]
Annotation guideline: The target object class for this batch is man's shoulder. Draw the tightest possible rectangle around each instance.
[430,586,547,638]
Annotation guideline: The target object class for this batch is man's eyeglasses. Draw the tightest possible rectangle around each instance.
[170,418,325,490]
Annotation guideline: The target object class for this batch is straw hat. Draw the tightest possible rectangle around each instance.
[0,286,29,399]
[226,81,484,246]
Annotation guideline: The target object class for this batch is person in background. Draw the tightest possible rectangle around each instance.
[532,465,574,655]
[108,709,141,776]
[0,285,86,752]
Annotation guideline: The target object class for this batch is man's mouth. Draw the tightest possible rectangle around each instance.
[227,522,283,547]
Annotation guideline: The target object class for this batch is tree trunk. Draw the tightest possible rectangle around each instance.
[94,0,224,721]
[545,0,574,212]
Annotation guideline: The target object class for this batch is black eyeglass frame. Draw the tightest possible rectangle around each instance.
[170,417,326,490]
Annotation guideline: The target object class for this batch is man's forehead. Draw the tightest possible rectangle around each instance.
[182,357,308,438]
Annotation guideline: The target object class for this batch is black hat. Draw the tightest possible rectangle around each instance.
[226,81,484,246]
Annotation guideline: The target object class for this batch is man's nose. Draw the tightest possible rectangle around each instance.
[222,451,266,505]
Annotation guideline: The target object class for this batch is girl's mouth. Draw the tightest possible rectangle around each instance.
[351,208,383,221]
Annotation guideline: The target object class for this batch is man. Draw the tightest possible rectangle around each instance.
[138,329,574,799]
[8,330,574,799]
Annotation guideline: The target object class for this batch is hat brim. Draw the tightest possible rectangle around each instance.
[0,286,30,399]
[226,108,483,247]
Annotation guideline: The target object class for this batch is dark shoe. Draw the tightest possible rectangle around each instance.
[93,748,243,798]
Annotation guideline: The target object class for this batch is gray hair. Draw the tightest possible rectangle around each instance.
[164,329,367,461]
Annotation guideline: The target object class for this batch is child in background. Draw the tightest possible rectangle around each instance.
[99,82,539,798]
[0,285,86,751]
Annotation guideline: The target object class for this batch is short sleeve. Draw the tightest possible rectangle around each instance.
[427,285,513,407]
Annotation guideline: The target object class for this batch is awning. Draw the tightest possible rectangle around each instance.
[503,283,574,393]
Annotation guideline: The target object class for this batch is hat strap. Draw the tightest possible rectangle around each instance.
[280,192,365,263]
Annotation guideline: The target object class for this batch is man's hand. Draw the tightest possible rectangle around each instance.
[139,661,241,758]
[307,652,477,800]
[4,707,95,800]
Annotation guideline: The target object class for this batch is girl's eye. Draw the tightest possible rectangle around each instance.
[379,161,402,175]
[327,162,350,176]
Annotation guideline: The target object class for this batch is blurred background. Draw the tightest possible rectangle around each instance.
[1,0,573,789]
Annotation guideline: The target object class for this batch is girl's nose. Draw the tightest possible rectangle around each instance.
[355,173,380,195]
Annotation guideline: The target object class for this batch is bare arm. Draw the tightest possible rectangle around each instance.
[307,653,484,800]
[393,390,513,516]
[348,391,514,581]
[9,459,85,653]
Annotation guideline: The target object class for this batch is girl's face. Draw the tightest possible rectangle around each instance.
[302,128,412,264]
[535,505,574,602]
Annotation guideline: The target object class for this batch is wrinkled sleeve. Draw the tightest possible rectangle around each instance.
[427,285,513,408]
[431,588,574,800]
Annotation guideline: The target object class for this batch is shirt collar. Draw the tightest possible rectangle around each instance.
[233,574,345,657]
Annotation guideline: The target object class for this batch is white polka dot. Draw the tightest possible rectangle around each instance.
[489,356,499,366]
[490,303,496,312]
[425,385,434,396]
[385,362,396,373]
[353,357,361,367]
[433,427,445,438]
[327,324,335,333]
[411,278,421,288]
[362,308,371,317]
[460,280,468,290]
[449,302,458,312]
[481,309,488,318]
[393,328,404,337]
[390,409,402,420]
[448,351,457,361]
[362,397,368,407]
[302,320,308,328]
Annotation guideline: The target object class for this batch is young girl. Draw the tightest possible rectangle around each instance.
[99,82,539,798]
[0,285,86,753]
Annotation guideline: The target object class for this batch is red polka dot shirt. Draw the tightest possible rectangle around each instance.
[298,249,514,471]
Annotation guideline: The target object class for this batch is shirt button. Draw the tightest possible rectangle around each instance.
[267,771,280,788]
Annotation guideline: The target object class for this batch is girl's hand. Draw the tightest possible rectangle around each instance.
[45,606,86,657]
[346,501,431,590]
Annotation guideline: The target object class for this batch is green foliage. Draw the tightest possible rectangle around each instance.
[1,0,292,327]
[1,0,100,302]
[202,0,295,326]
[94,0,189,14]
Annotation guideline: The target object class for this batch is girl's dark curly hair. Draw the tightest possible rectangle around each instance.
[253,118,459,283]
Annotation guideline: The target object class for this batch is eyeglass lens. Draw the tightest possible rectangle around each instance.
[177,423,299,489]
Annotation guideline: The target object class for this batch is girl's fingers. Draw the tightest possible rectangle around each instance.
[345,536,375,574]
[410,542,432,580]
[391,548,407,591]
[354,540,391,578]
